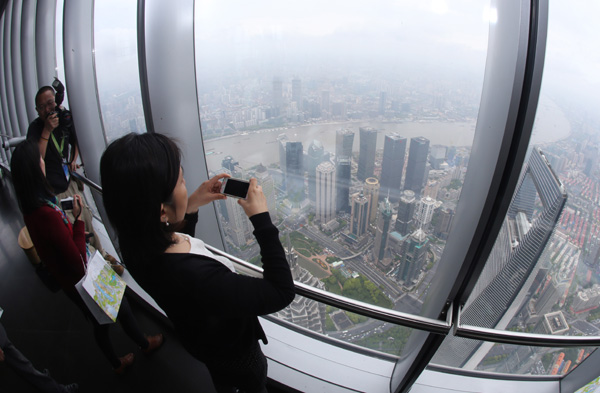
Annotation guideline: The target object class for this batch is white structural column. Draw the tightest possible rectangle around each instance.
[62,0,107,184]
[141,0,224,249]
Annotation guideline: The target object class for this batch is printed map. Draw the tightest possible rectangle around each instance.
[83,252,126,322]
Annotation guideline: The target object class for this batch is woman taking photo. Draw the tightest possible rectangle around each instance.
[10,140,162,374]
[100,133,294,393]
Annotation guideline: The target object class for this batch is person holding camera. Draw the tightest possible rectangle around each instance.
[100,133,295,393]
[10,140,163,374]
[26,84,116,267]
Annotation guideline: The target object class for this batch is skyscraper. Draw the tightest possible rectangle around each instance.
[350,193,369,238]
[404,136,430,195]
[415,196,437,230]
[379,91,387,116]
[398,229,429,285]
[255,164,276,214]
[357,127,377,181]
[435,148,568,368]
[292,78,302,111]
[336,158,352,213]
[316,161,336,225]
[395,190,416,236]
[373,198,393,267]
[286,141,304,203]
[272,78,283,111]
[321,91,330,118]
[364,177,380,224]
[307,140,325,203]
[380,133,407,202]
[335,129,355,162]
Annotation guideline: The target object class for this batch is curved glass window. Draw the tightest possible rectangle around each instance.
[94,0,145,143]
[432,0,600,376]
[195,0,489,352]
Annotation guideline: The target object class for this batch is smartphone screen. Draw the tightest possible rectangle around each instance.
[222,178,250,199]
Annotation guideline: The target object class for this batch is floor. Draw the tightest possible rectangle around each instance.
[0,174,289,393]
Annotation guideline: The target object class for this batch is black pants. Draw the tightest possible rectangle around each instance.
[206,341,268,393]
[68,287,148,368]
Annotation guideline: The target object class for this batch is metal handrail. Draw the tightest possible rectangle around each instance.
[206,244,452,334]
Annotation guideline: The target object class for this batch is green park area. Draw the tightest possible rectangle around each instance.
[322,268,393,309]
[285,231,324,258]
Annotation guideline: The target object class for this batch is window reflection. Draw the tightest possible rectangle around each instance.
[195,0,488,348]
[94,0,145,142]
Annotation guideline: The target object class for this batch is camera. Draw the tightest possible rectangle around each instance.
[220,178,250,199]
[51,78,73,129]
[60,197,74,211]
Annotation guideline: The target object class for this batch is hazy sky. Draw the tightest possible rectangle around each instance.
[88,0,600,122]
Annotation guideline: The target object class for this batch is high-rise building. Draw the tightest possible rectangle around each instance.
[397,229,429,285]
[380,133,407,202]
[335,129,355,162]
[379,91,387,116]
[357,127,377,181]
[415,196,437,230]
[278,134,289,173]
[321,91,330,118]
[316,161,336,225]
[292,78,302,111]
[272,78,283,111]
[255,164,276,214]
[350,192,369,238]
[223,194,252,247]
[336,158,352,213]
[364,177,380,224]
[435,208,454,240]
[404,136,430,195]
[373,198,393,267]
[395,190,416,236]
[286,141,305,203]
[429,145,447,170]
[435,148,568,368]
[307,140,325,203]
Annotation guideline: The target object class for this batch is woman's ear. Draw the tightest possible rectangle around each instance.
[160,203,168,224]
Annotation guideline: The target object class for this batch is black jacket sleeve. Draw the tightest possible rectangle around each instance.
[179,212,295,317]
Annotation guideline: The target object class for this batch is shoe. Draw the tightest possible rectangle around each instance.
[143,333,164,355]
[61,383,79,393]
[114,353,135,375]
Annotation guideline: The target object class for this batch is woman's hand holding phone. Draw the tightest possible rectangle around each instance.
[238,178,268,218]
[186,173,230,214]
[72,194,83,220]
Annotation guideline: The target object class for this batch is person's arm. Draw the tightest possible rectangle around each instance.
[38,114,59,159]
[181,211,294,317]
[186,173,230,214]
[69,144,80,172]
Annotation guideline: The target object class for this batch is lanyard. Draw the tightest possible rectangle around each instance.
[44,198,72,234]
[50,132,66,159]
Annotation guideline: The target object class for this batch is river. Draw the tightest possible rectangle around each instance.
[203,96,570,171]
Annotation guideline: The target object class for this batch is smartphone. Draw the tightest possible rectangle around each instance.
[60,197,74,211]
[221,178,250,199]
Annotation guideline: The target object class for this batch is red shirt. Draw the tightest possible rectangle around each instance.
[24,206,87,296]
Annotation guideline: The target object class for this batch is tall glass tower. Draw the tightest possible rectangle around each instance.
[435,148,568,368]
[380,133,407,202]
[286,141,305,203]
[404,136,430,195]
[307,140,325,203]
[357,127,377,181]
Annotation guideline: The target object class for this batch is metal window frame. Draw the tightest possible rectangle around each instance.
[20,0,36,123]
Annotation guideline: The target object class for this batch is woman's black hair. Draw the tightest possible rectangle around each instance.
[11,139,55,214]
[100,132,181,271]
